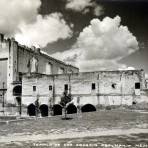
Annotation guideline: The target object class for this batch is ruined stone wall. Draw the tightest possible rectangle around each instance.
[22,70,145,107]
[17,47,79,76]
[0,33,78,85]
[0,34,10,88]
[98,71,142,106]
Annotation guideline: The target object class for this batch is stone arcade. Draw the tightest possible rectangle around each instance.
[22,69,148,116]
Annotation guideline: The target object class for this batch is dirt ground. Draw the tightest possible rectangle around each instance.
[0,110,148,148]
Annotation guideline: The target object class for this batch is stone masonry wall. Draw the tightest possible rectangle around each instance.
[22,70,145,107]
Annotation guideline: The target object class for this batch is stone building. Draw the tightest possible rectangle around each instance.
[22,69,146,116]
[0,33,79,110]
[0,32,147,116]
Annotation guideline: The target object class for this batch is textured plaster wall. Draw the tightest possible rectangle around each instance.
[22,70,145,107]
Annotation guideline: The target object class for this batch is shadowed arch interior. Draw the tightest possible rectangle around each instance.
[13,85,22,96]
[27,103,36,116]
[39,104,48,117]
[81,104,96,113]
[53,104,62,115]
[66,104,77,114]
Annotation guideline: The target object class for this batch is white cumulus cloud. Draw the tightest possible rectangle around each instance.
[15,13,73,48]
[0,0,41,35]
[118,66,136,71]
[0,0,72,48]
[65,0,104,16]
[94,5,104,16]
[66,0,92,12]
[145,73,148,79]
[77,16,138,60]
[52,16,139,72]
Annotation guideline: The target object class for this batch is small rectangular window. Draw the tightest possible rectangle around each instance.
[92,83,96,90]
[49,85,52,91]
[64,84,68,91]
[33,86,36,91]
[135,82,140,89]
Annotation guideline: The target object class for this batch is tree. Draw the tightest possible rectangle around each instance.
[60,91,72,119]
[35,97,40,117]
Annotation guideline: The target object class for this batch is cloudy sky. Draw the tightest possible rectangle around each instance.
[0,0,148,73]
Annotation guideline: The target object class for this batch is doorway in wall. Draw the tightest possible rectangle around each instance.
[27,103,36,116]
[81,104,96,112]
[39,104,48,117]
[52,104,62,115]
[13,85,22,96]
[66,104,77,114]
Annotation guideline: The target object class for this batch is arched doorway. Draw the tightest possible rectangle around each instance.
[13,85,22,96]
[52,104,62,115]
[27,104,36,116]
[39,104,48,117]
[66,104,77,114]
[81,104,96,113]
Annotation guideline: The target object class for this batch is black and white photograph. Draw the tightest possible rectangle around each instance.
[0,0,148,147]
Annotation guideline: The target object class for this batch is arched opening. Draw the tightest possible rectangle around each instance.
[39,104,48,117]
[81,104,96,113]
[27,103,36,116]
[13,85,22,96]
[66,104,77,114]
[52,104,62,116]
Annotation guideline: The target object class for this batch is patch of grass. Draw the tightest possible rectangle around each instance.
[0,110,147,137]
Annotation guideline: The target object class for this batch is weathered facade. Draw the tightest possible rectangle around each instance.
[0,34,79,108]
[22,69,146,116]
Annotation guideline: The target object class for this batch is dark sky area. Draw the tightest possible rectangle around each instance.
[39,0,148,73]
